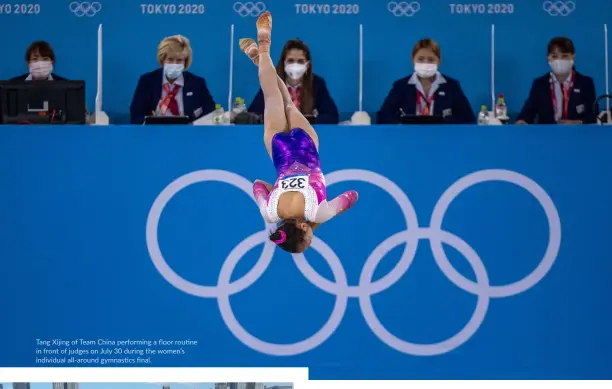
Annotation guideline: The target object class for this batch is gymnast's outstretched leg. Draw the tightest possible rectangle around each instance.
[253,11,290,158]
[240,38,292,109]
[239,34,319,151]
[279,77,319,150]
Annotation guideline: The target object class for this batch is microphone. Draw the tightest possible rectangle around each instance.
[594,94,612,124]
[599,24,610,124]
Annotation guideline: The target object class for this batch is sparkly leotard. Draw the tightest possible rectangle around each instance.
[252,128,357,224]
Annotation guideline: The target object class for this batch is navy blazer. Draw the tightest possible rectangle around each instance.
[516,71,596,124]
[130,68,215,124]
[248,74,339,124]
[377,73,475,124]
[10,73,67,81]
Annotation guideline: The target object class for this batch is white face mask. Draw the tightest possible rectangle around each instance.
[285,63,307,80]
[164,63,184,80]
[414,62,438,78]
[549,59,573,75]
[29,61,53,80]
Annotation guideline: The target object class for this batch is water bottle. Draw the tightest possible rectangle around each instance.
[477,105,489,125]
[495,94,509,123]
[212,104,224,124]
[232,97,247,115]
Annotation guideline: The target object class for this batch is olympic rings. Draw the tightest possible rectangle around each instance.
[387,1,421,17]
[233,2,266,17]
[542,1,576,16]
[68,1,101,17]
[146,168,561,356]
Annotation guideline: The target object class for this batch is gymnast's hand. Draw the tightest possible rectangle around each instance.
[254,179,273,192]
[312,190,359,230]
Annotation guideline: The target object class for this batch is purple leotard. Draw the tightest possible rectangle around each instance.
[253,128,358,224]
[271,128,326,204]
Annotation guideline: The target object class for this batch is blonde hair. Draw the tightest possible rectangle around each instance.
[157,35,192,69]
[412,38,441,61]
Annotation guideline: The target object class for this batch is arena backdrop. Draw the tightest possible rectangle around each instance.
[0,0,610,122]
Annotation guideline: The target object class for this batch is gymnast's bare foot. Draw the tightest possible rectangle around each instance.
[239,38,259,66]
[256,11,272,53]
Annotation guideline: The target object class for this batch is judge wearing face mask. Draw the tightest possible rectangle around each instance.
[515,37,596,125]
[377,39,475,124]
[248,38,339,124]
[130,35,216,124]
[11,41,66,81]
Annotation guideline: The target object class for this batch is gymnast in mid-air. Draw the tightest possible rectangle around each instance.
[240,11,358,254]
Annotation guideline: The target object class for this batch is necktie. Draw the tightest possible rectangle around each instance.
[162,83,181,116]
[289,87,301,109]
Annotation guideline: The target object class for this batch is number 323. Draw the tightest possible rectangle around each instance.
[281,177,307,189]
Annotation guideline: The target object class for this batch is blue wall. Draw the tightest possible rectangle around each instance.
[0,0,610,123]
[1,125,611,379]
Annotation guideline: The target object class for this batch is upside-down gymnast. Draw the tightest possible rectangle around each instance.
[240,11,358,254]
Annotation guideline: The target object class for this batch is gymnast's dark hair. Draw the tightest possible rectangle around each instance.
[269,219,306,253]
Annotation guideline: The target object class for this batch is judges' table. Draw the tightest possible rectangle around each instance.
[1,125,611,379]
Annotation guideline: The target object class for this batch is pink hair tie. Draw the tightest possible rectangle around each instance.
[273,230,287,244]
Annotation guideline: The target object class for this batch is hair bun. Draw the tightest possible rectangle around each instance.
[270,230,287,245]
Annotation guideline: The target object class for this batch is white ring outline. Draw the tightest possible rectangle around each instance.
[359,229,490,356]
[217,232,349,356]
[145,170,276,298]
[429,169,561,298]
[293,169,419,297]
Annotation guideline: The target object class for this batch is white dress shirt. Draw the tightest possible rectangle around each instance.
[26,74,54,81]
[408,72,447,116]
[550,71,573,121]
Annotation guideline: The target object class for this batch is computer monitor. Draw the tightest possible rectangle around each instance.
[0,80,86,124]
[399,115,445,125]
[143,115,190,125]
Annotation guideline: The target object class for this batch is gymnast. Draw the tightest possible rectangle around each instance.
[240,11,358,253]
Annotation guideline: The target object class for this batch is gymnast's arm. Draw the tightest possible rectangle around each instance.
[312,190,358,230]
[253,180,274,223]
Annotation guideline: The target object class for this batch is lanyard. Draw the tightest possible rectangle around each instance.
[550,71,575,121]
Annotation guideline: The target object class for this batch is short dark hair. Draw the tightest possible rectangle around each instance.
[25,41,56,63]
[269,219,306,253]
[547,37,575,55]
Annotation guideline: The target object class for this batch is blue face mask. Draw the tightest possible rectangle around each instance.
[164,63,184,80]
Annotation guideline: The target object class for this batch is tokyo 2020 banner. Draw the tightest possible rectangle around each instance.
[0,0,610,122]
[0,125,611,379]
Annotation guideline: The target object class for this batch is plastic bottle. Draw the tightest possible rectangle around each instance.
[232,97,247,115]
[477,105,489,125]
[495,94,508,123]
[212,104,224,124]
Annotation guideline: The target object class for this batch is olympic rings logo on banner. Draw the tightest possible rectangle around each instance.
[69,1,101,17]
[233,1,266,17]
[146,168,561,356]
[387,1,420,17]
[542,1,575,16]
